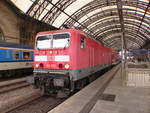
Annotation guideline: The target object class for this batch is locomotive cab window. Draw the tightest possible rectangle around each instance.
[80,36,86,48]
[36,33,70,49]
[23,51,31,59]
[14,51,20,59]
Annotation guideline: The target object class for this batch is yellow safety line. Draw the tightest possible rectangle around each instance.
[0,47,34,51]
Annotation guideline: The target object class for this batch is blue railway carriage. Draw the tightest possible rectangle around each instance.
[0,42,34,77]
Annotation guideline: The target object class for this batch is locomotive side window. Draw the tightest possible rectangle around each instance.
[23,51,31,59]
[14,51,20,59]
[80,36,86,48]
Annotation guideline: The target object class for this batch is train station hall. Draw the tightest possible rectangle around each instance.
[0,0,149,113]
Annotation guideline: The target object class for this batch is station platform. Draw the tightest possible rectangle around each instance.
[48,65,150,113]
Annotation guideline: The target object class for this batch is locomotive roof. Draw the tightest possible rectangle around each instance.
[0,42,33,49]
[37,29,84,36]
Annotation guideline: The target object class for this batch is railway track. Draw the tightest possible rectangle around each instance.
[0,76,42,113]
[0,77,67,113]
[0,87,41,113]
[0,75,62,113]
[8,96,65,113]
[0,77,29,94]
[6,67,114,113]
[0,67,113,113]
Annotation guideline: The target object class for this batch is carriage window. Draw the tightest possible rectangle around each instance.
[23,51,31,59]
[80,36,86,48]
[14,51,20,59]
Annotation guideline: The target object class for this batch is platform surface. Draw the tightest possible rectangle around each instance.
[90,69,150,113]
[48,65,150,113]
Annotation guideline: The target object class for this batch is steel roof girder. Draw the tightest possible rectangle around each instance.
[88,18,150,41]
[96,28,145,45]
[108,38,140,49]
[93,22,148,41]
[79,10,150,31]
[42,0,76,24]
[104,34,142,47]
[61,0,149,28]
[27,0,49,19]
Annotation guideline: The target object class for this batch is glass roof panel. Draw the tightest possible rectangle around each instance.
[52,0,93,27]
[38,4,53,20]
[76,6,117,27]
[11,0,34,13]
[52,13,68,28]
[52,0,60,4]
[38,9,49,20]
[64,0,93,15]
[139,0,149,3]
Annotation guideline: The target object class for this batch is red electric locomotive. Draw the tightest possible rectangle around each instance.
[33,29,116,95]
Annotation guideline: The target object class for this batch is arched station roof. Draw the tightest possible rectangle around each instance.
[11,0,150,50]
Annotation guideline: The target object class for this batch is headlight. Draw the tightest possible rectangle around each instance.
[35,64,39,68]
[49,51,52,54]
[64,64,70,69]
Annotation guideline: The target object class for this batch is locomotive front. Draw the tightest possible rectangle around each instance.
[33,31,74,95]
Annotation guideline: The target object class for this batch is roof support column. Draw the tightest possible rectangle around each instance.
[116,0,127,83]
[116,0,126,49]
